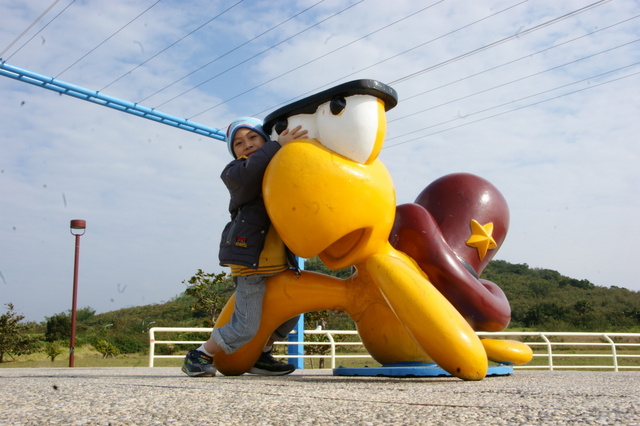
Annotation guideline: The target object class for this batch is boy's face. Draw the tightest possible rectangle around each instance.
[232,128,266,158]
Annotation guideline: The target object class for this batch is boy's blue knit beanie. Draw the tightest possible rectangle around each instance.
[226,117,269,158]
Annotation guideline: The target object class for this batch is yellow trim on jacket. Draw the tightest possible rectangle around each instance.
[229,225,288,277]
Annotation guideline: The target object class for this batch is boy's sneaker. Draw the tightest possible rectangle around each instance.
[249,350,296,376]
[181,350,216,377]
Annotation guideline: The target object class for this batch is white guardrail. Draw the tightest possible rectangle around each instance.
[148,328,640,371]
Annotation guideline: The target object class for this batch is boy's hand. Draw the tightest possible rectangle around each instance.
[277,125,308,145]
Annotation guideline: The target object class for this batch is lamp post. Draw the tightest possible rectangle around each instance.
[69,219,86,367]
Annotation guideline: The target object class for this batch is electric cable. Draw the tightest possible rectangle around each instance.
[251,0,610,119]
[187,0,448,118]
[3,0,633,153]
[397,13,640,105]
[388,0,611,86]
[0,0,62,57]
[4,1,78,63]
[249,0,527,118]
[139,0,328,104]
[390,38,640,124]
[153,0,363,109]
[384,62,640,148]
[246,0,611,119]
[100,0,245,92]
[55,0,162,78]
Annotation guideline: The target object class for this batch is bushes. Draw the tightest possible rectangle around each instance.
[0,303,42,362]
[94,340,120,358]
[44,312,70,342]
[111,335,146,354]
[485,260,640,331]
[45,341,64,361]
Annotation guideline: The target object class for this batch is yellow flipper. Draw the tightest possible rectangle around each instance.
[367,249,488,380]
[481,338,533,365]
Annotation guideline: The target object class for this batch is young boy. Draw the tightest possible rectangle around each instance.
[182,117,308,377]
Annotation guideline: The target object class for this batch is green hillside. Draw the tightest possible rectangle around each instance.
[484,260,640,331]
[5,260,639,360]
[80,260,640,350]
[69,260,640,336]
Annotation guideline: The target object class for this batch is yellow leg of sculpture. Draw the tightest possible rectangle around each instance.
[366,246,488,381]
[481,338,534,365]
[346,265,432,365]
[213,270,349,376]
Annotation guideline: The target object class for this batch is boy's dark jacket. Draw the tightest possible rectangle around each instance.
[218,140,297,270]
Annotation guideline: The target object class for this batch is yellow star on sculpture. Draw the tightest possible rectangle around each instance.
[466,219,497,260]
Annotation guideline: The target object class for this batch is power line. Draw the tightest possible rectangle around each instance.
[249,0,613,122]
[0,0,67,59]
[249,0,527,118]
[387,0,611,85]
[139,0,329,105]
[384,62,640,148]
[398,14,640,105]
[155,0,363,111]
[390,38,640,124]
[324,0,527,93]
[100,0,245,92]
[55,0,162,78]
[188,0,448,119]
[4,0,634,151]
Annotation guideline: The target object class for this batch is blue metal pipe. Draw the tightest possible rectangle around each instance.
[0,60,226,141]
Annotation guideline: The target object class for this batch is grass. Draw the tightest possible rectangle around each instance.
[0,344,378,369]
[3,336,639,371]
[0,345,152,368]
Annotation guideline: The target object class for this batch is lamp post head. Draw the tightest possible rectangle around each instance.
[70,219,86,236]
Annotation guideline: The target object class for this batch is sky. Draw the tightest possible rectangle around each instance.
[1,0,638,323]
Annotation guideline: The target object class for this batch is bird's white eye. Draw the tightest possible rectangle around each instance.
[271,114,318,141]
[316,94,384,164]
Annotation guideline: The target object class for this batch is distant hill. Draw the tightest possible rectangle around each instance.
[68,260,639,354]
[91,260,639,332]
[483,260,640,330]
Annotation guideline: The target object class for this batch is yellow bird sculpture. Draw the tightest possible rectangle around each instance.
[213,80,532,380]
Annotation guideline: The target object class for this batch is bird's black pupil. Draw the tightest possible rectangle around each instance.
[330,96,346,115]
[274,119,288,135]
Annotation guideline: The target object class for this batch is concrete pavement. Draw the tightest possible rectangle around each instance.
[1,367,638,425]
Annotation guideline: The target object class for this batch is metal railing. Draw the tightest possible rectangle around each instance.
[477,331,640,371]
[148,327,640,371]
[147,327,370,368]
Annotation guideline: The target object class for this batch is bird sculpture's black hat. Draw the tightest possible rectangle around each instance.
[263,79,398,135]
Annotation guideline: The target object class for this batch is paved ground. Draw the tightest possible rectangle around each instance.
[1,367,638,425]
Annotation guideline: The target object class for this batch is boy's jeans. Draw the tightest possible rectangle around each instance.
[212,273,299,354]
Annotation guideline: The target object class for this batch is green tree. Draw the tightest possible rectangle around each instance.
[0,304,41,362]
[76,306,96,322]
[112,335,145,354]
[45,341,64,362]
[45,312,70,342]
[94,340,120,358]
[304,257,354,279]
[183,269,235,326]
